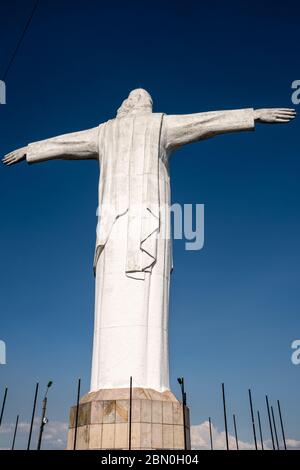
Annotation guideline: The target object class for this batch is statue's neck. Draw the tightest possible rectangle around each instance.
[116,108,153,118]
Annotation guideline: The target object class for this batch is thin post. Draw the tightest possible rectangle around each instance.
[73,378,81,450]
[128,376,132,450]
[37,397,47,450]
[27,382,39,450]
[222,383,229,450]
[37,381,52,450]
[257,410,264,450]
[266,395,275,450]
[271,405,280,450]
[177,377,187,450]
[208,417,213,450]
[182,381,187,450]
[0,387,8,427]
[248,389,257,450]
[11,415,19,450]
[277,400,287,450]
[233,414,239,450]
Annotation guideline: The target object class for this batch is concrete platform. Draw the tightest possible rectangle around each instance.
[67,388,190,450]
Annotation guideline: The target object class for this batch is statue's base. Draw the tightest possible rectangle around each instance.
[67,387,190,450]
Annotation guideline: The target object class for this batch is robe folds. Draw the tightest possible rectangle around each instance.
[26,108,255,392]
[95,112,168,280]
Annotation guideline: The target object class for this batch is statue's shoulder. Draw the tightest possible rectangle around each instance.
[152,112,165,119]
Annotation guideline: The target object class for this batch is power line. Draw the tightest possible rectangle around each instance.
[2,0,39,81]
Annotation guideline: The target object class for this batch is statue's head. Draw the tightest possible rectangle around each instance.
[117,88,153,117]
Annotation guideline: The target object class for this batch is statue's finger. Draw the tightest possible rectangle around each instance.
[278,109,296,114]
[276,113,295,119]
[278,111,296,116]
[276,112,294,116]
[277,114,295,119]
[276,118,290,123]
[4,152,15,159]
[279,108,296,112]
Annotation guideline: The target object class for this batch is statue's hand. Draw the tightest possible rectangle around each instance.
[254,108,296,124]
[2,147,27,166]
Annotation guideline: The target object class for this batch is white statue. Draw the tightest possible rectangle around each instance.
[3,89,296,393]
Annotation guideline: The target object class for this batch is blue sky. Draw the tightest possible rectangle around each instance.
[0,0,299,449]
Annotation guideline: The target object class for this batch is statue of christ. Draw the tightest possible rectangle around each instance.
[3,89,296,392]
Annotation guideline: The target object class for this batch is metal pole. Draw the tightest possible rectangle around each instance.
[27,382,39,450]
[37,381,52,450]
[37,396,47,450]
[177,377,187,450]
[266,395,275,450]
[271,405,280,450]
[73,378,81,450]
[128,376,132,450]
[277,400,287,450]
[248,389,257,450]
[257,410,264,450]
[233,414,239,450]
[222,383,229,450]
[182,381,187,451]
[208,417,213,450]
[11,415,19,450]
[0,387,8,427]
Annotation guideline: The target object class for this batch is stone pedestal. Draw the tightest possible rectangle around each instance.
[67,388,190,450]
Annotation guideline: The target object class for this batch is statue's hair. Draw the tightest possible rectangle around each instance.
[117,88,153,117]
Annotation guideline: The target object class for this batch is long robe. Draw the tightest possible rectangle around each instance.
[26,108,255,392]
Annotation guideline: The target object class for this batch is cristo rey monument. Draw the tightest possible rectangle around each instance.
[3,89,296,449]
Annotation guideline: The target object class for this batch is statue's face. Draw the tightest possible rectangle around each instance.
[117,88,153,117]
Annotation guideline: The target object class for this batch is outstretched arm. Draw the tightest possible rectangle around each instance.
[2,126,100,166]
[163,108,296,152]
